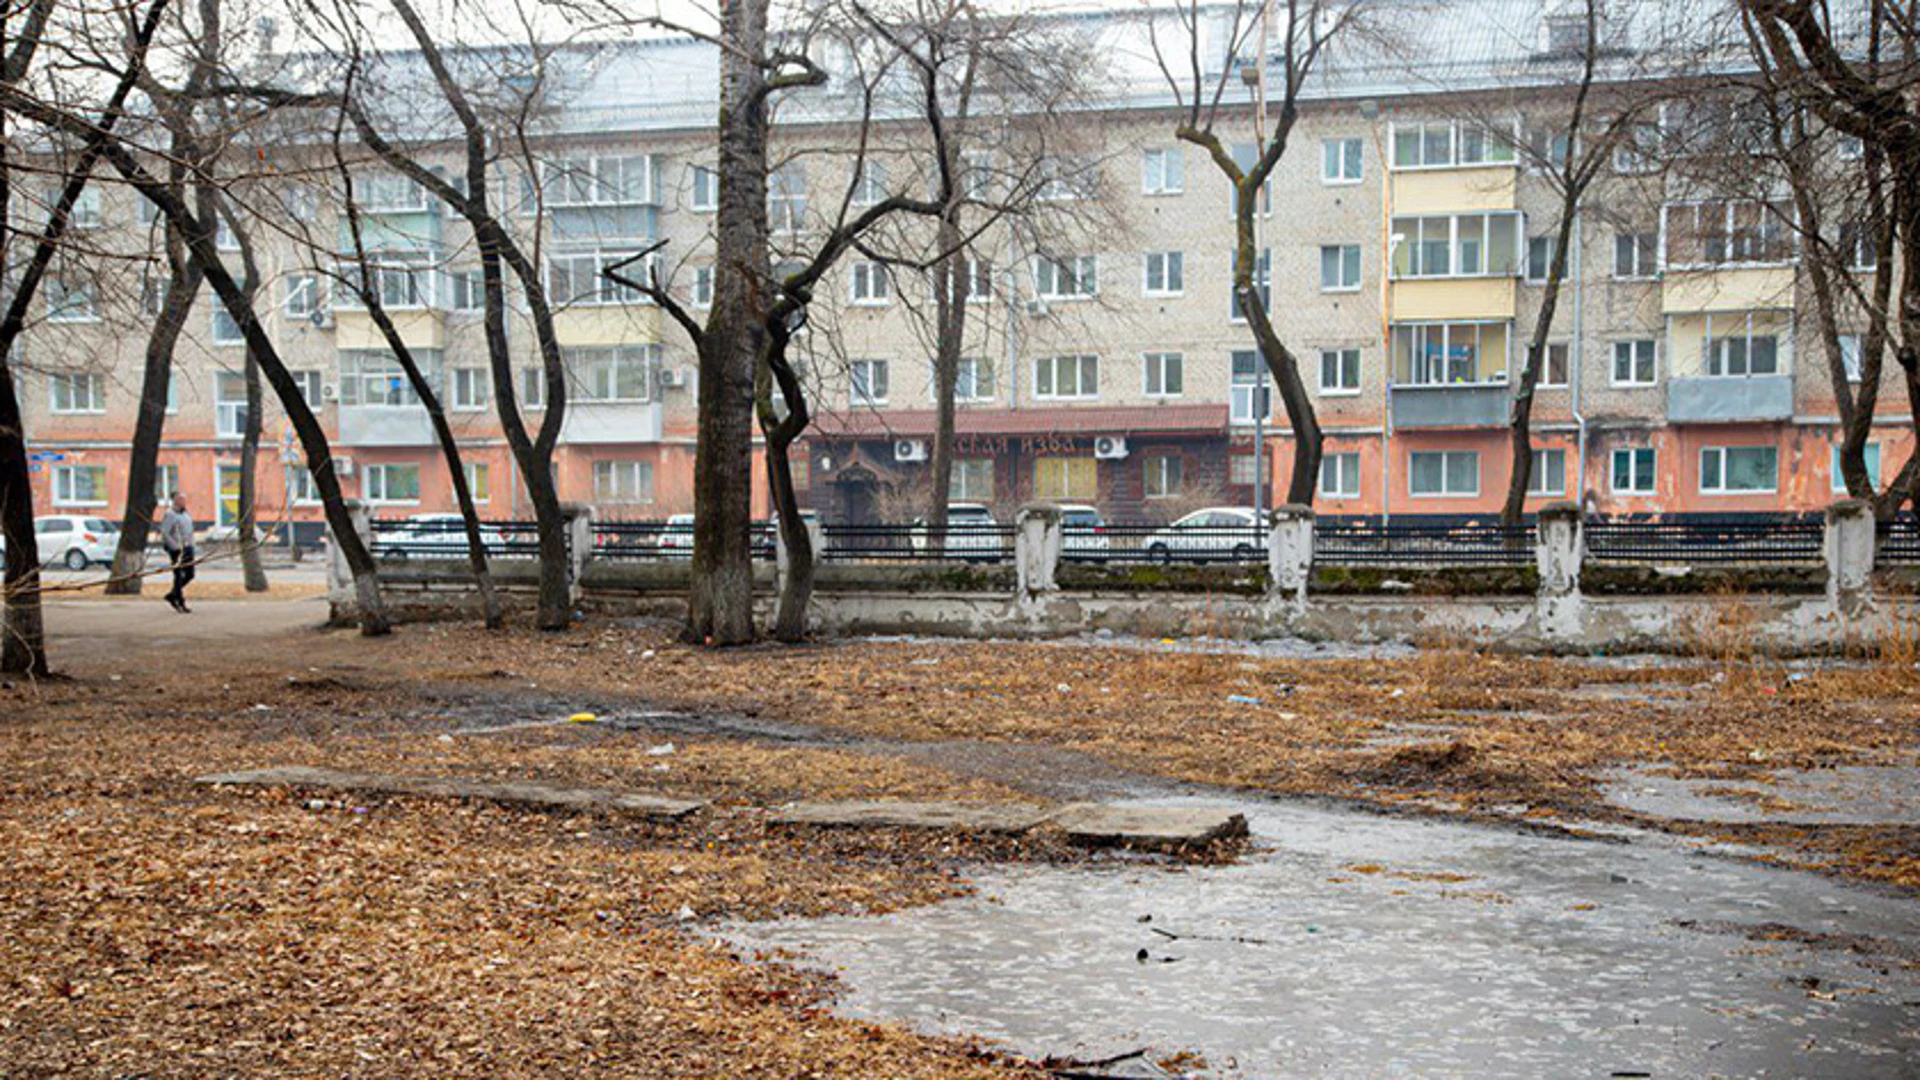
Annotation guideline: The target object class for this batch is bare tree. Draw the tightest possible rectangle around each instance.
[1153,0,1366,506]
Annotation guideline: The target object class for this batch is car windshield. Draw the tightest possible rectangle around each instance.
[1063,511,1101,527]
[86,519,118,532]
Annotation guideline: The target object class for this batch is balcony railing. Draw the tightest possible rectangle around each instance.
[1666,374,1793,424]
[1389,382,1509,428]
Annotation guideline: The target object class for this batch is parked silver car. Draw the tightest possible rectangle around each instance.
[33,515,122,570]
[1059,504,1111,561]
[1141,507,1267,563]
[375,514,511,558]
[911,503,1005,559]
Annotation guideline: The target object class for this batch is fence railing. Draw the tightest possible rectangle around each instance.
[820,522,1015,562]
[1876,517,1920,565]
[1586,517,1825,564]
[368,516,544,559]
[1315,521,1536,567]
[1075,523,1268,565]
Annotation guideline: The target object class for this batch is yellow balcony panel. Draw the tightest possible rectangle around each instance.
[1390,167,1517,214]
[1661,267,1795,314]
[1390,277,1516,322]
[554,306,660,347]
[335,309,444,351]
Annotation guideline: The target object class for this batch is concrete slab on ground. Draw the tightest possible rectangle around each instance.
[772,800,1053,834]
[197,766,706,820]
[1049,802,1250,851]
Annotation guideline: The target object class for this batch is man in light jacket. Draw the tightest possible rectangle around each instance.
[159,493,195,613]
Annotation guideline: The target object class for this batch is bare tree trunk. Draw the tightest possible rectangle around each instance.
[0,363,43,676]
[236,259,268,593]
[107,240,198,594]
[926,217,966,551]
[689,0,775,646]
[1502,205,1580,526]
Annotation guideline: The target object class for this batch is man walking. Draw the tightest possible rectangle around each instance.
[160,492,195,613]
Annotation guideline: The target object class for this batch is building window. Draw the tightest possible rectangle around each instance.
[1319,348,1360,394]
[955,356,994,402]
[1229,144,1275,216]
[339,351,429,407]
[1392,322,1509,386]
[1033,255,1097,300]
[337,258,434,310]
[1840,219,1879,272]
[1322,137,1363,184]
[1143,352,1183,397]
[543,154,658,208]
[1528,448,1567,496]
[357,171,427,212]
[690,165,718,212]
[1390,121,1517,169]
[1142,147,1183,194]
[1831,443,1882,493]
[1611,340,1657,386]
[1143,251,1184,296]
[153,463,180,504]
[850,261,892,305]
[521,367,545,410]
[1840,334,1863,382]
[548,250,651,307]
[1702,312,1780,377]
[284,273,323,318]
[1036,155,1093,201]
[364,463,421,503]
[49,372,105,414]
[1143,454,1182,499]
[1320,452,1361,498]
[942,257,993,304]
[1611,447,1657,494]
[768,164,807,233]
[851,161,888,206]
[215,371,249,438]
[951,458,993,501]
[462,462,491,504]
[1033,354,1098,400]
[1409,450,1479,497]
[53,464,109,507]
[1663,200,1794,269]
[1613,120,1662,174]
[452,367,491,410]
[46,276,99,322]
[287,468,319,505]
[448,268,486,312]
[1525,235,1557,283]
[564,345,655,403]
[1035,456,1095,500]
[1614,232,1658,279]
[1390,212,1522,278]
[850,359,889,406]
[1229,250,1272,321]
[1230,351,1271,425]
[593,460,654,503]
[1229,455,1258,486]
[212,309,246,346]
[1531,342,1570,387]
[291,370,325,407]
[692,265,714,308]
[1700,445,1778,494]
[1320,244,1361,292]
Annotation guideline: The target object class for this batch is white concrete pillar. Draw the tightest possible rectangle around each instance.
[328,499,372,616]
[1015,503,1063,597]
[1825,498,1875,611]
[1267,504,1314,603]
[561,502,593,605]
[1534,500,1583,639]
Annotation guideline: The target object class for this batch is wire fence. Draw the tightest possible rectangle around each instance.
[1314,521,1536,567]
[369,517,544,559]
[1876,517,1920,565]
[1584,516,1825,564]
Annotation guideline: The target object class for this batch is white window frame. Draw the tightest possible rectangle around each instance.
[1319,348,1361,396]
[357,171,428,213]
[463,461,491,505]
[692,265,714,309]
[1699,445,1779,495]
[851,161,888,206]
[153,463,181,504]
[52,464,109,507]
[211,308,246,347]
[1320,244,1361,292]
[1228,250,1272,323]
[1230,350,1272,425]
[850,261,892,305]
[542,154,659,209]
[284,273,323,319]
[1525,235,1557,284]
[1832,442,1882,493]
[563,344,656,404]
[451,366,492,411]
[1408,449,1481,498]
[1701,311,1783,378]
[1033,354,1099,401]
[291,370,325,407]
[363,462,422,504]
[1319,451,1361,498]
[1533,341,1571,388]
[690,165,719,212]
[1611,447,1657,495]
[1143,454,1182,499]
[1389,120,1519,171]
[1392,321,1509,387]
[1142,148,1184,195]
[850,358,889,406]
[1143,251,1184,297]
[46,276,99,322]
[1142,351,1183,398]
[548,250,652,308]
[1614,232,1658,280]
[954,356,995,402]
[768,164,807,233]
[214,370,249,439]
[1391,211,1524,280]
[1527,448,1567,496]
[1611,339,1658,387]
[1661,199,1797,271]
[1032,255,1097,300]
[1839,334,1863,383]
[1322,137,1363,184]
[49,372,105,414]
[592,459,656,504]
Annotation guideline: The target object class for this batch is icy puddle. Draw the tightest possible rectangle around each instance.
[725,798,1920,1078]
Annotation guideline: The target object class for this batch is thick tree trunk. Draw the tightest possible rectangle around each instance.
[1502,205,1580,527]
[238,319,268,592]
[926,218,966,549]
[107,250,199,594]
[688,0,774,646]
[0,361,43,676]
[765,427,811,642]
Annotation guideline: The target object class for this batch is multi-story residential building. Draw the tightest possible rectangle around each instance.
[17,2,1906,533]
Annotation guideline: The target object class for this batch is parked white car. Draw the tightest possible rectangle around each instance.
[912,503,1005,559]
[374,514,510,559]
[657,513,697,556]
[34,515,122,570]
[1140,507,1267,563]
[1059,504,1111,561]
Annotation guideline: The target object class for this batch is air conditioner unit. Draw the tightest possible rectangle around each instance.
[894,439,929,463]
[1025,298,1051,317]
[659,368,687,389]
[308,309,334,329]
[1094,435,1129,460]
[321,383,339,401]
[335,456,354,476]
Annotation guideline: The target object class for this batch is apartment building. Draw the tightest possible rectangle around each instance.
[17,2,1903,532]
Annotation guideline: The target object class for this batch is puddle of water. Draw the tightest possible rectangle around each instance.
[725,798,1920,1079]
[1602,764,1920,827]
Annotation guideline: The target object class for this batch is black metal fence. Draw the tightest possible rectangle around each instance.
[1877,517,1920,565]
[820,522,1015,562]
[369,517,543,559]
[1077,522,1267,565]
[1314,521,1535,567]
[1585,517,1825,564]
